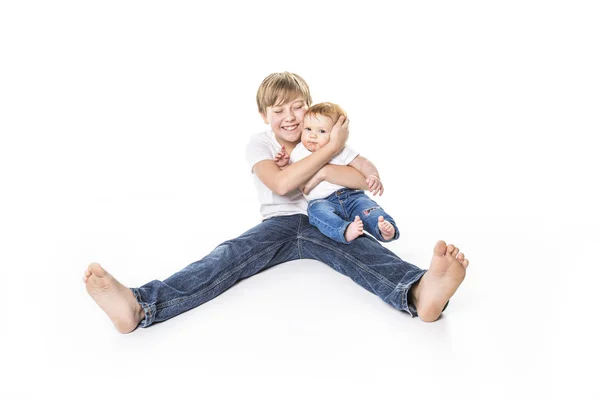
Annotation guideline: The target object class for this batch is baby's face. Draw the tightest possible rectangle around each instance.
[301,114,333,152]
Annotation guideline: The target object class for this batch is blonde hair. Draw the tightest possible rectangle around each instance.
[305,102,347,122]
[256,72,312,115]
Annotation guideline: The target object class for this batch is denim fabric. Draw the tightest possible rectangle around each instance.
[130,214,425,328]
[307,189,400,244]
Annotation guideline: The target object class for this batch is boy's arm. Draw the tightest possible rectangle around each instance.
[253,117,349,195]
[301,164,368,195]
[348,155,384,196]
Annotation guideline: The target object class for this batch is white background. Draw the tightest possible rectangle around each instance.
[1,1,599,399]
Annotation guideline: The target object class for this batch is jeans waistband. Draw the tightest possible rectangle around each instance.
[331,188,364,198]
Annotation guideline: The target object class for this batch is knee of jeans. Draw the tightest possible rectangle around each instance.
[360,206,382,219]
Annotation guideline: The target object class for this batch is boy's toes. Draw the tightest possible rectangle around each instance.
[452,247,460,257]
[83,269,92,282]
[461,259,469,268]
[457,253,465,262]
[88,262,106,277]
[434,240,447,257]
[446,244,455,255]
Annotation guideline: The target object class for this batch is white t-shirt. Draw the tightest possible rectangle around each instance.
[289,143,359,201]
[246,130,308,220]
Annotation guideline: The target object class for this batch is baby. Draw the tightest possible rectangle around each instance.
[276,102,399,244]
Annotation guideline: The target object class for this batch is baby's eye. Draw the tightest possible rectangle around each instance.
[305,128,311,131]
[319,129,327,134]
[273,110,282,114]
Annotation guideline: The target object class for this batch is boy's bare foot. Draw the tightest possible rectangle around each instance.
[378,216,395,241]
[410,241,469,322]
[83,263,145,334]
[344,216,364,242]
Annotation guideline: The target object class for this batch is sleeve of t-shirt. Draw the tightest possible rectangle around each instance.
[330,145,359,166]
[246,134,274,172]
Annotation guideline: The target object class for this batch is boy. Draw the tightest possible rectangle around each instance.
[274,102,399,244]
[83,72,469,333]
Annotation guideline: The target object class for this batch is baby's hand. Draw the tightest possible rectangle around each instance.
[366,174,384,196]
[274,145,290,168]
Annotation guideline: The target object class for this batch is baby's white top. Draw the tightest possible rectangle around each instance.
[246,130,308,220]
[289,143,359,201]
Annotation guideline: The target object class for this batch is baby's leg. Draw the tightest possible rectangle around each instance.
[347,193,399,242]
[307,199,363,244]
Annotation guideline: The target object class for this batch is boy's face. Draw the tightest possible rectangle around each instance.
[301,114,333,152]
[261,97,308,144]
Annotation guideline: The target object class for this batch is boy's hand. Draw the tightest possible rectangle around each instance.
[327,116,349,151]
[366,174,384,196]
[274,145,290,168]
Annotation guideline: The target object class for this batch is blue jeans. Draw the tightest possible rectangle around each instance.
[130,214,426,328]
[308,189,399,244]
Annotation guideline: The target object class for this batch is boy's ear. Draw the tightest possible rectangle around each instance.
[260,113,269,124]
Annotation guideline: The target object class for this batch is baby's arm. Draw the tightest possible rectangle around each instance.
[273,145,290,169]
[348,156,384,196]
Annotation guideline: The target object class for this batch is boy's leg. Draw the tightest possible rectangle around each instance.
[85,215,303,331]
[307,199,352,244]
[298,215,422,315]
[346,192,399,242]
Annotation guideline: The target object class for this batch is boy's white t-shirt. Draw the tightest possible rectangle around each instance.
[246,130,308,220]
[289,143,359,202]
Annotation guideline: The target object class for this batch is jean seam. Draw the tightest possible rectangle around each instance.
[130,288,155,327]
[297,215,303,258]
[154,238,296,311]
[301,236,396,289]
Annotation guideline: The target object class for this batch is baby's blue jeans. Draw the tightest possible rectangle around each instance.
[307,189,400,244]
[130,213,425,328]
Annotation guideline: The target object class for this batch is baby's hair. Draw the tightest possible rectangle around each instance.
[256,72,312,115]
[305,102,347,123]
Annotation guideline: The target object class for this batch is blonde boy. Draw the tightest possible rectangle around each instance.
[83,72,469,332]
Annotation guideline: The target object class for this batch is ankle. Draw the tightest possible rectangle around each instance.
[410,275,426,308]
[138,305,145,322]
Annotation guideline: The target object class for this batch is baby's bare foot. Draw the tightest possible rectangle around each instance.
[344,216,364,242]
[377,216,395,241]
[410,241,469,322]
[83,263,145,334]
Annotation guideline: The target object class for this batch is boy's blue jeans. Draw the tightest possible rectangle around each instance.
[308,189,399,244]
[131,214,426,328]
